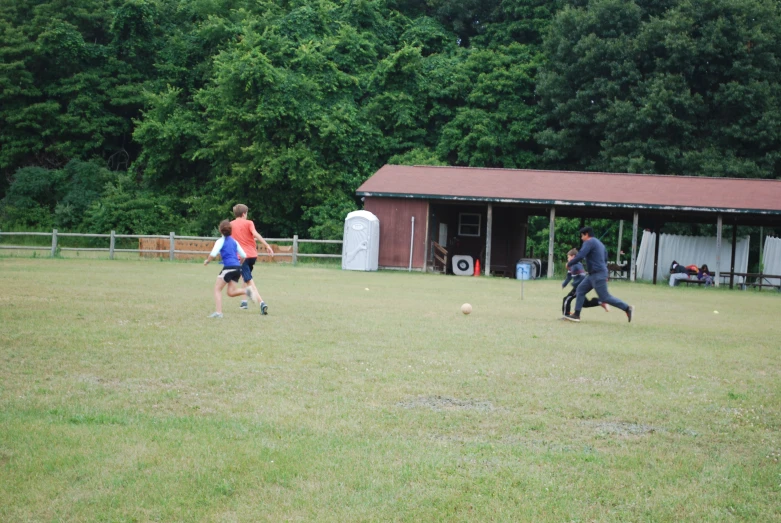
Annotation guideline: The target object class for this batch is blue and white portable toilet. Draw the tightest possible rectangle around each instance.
[342,210,380,271]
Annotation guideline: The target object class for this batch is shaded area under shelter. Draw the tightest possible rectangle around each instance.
[356,165,781,288]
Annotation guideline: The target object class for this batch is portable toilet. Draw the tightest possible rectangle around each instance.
[342,210,380,271]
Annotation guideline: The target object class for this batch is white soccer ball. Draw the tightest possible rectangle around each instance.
[461,303,472,315]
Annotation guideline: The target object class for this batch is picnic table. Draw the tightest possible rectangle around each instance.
[717,272,781,291]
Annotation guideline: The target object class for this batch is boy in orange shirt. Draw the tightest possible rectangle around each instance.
[231,204,274,314]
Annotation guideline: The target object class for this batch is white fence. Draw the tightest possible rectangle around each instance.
[0,230,342,264]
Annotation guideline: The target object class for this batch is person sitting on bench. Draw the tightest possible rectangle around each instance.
[669,260,691,287]
[697,264,714,287]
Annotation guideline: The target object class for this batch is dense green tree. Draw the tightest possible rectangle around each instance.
[0,159,110,229]
[9,0,780,242]
[436,43,543,167]
[0,0,159,182]
[538,0,781,178]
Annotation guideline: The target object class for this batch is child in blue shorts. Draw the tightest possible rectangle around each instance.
[203,220,252,318]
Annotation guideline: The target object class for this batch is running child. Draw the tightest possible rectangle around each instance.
[562,248,607,317]
[203,220,252,318]
[230,204,274,315]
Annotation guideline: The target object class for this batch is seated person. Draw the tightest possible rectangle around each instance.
[697,264,714,287]
[669,260,691,287]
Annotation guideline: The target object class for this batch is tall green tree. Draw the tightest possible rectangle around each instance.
[538,0,781,178]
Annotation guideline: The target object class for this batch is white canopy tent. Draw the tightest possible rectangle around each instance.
[636,232,750,283]
[761,236,781,286]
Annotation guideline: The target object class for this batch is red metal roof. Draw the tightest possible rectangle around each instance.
[357,165,781,214]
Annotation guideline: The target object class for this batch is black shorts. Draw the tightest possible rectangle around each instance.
[218,266,241,283]
[241,258,257,282]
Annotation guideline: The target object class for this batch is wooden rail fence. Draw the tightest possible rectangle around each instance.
[0,230,342,264]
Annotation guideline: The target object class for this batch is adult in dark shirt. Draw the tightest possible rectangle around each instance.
[564,226,634,323]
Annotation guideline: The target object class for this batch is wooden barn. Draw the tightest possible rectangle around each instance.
[356,165,781,285]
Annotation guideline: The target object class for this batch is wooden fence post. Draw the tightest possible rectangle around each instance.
[109,230,116,260]
[51,229,58,257]
[169,232,175,261]
[292,234,299,265]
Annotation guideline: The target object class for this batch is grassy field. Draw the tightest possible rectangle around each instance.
[1,257,780,522]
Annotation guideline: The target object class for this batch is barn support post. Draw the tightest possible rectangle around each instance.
[547,207,555,278]
[730,221,737,290]
[616,220,624,263]
[630,212,639,282]
[652,222,661,285]
[408,216,415,272]
[715,215,723,287]
[423,202,430,273]
[520,215,528,259]
[485,204,493,276]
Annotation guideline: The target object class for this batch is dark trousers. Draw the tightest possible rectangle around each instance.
[575,272,629,313]
[562,287,599,316]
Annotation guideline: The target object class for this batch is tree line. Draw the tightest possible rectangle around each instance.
[2,0,780,242]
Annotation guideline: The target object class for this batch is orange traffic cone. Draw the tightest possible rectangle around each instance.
[473,259,481,277]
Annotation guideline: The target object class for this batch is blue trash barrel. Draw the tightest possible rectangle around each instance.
[516,262,531,280]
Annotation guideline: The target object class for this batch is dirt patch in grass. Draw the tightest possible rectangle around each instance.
[397,395,495,412]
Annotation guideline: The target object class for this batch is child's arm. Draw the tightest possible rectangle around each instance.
[237,243,247,263]
[250,222,274,257]
[204,237,225,265]
[562,271,572,288]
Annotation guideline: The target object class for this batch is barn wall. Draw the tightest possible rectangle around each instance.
[364,197,429,269]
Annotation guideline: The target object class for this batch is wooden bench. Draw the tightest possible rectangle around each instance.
[607,263,629,280]
[677,278,707,286]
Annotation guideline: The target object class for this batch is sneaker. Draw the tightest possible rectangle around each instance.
[245,288,254,303]
[563,313,580,322]
[600,302,611,312]
[208,312,223,319]
[240,301,248,310]
[260,301,268,315]
[626,305,634,323]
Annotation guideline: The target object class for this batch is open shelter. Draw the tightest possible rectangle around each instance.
[356,165,781,287]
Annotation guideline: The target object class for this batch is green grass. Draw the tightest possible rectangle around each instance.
[1,258,780,522]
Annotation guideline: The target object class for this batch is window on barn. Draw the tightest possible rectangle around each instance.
[458,213,481,237]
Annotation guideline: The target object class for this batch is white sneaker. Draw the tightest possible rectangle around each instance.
[208,312,223,319]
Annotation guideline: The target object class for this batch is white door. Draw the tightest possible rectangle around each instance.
[343,218,370,270]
